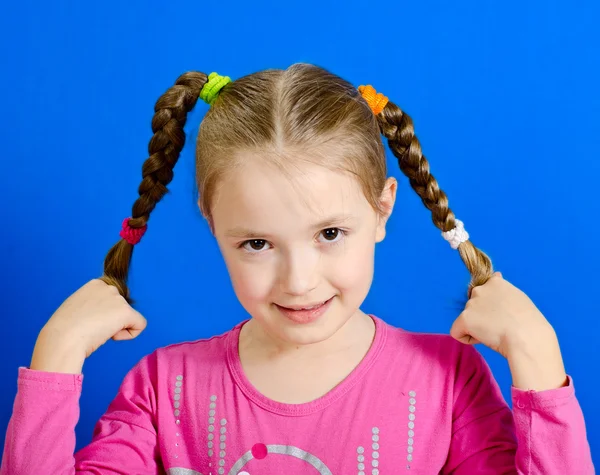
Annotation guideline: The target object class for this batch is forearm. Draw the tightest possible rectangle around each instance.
[30,326,86,375]
[506,324,567,391]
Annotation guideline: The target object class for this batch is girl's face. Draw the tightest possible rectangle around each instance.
[210,153,396,347]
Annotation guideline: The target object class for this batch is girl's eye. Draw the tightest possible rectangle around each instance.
[241,229,345,253]
[242,239,270,253]
[318,228,344,243]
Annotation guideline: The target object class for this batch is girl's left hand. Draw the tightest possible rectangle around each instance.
[450,272,568,390]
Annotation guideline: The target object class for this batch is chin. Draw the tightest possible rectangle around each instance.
[263,300,357,346]
[276,324,340,346]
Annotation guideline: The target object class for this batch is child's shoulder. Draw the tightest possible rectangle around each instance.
[116,325,241,401]
[140,323,241,371]
[379,315,463,348]
[377,316,483,369]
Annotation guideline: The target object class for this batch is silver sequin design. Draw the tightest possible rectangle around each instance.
[407,390,416,468]
[167,379,419,472]
[356,427,381,475]
[172,375,184,459]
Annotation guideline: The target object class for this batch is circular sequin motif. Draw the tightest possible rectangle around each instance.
[229,444,333,474]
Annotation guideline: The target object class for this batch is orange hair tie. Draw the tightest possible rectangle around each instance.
[358,85,389,115]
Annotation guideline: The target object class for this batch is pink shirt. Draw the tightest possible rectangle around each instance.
[1,316,594,474]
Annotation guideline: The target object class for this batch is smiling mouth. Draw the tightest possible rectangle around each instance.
[274,296,335,324]
[277,297,333,311]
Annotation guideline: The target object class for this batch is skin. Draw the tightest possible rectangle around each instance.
[209,156,396,402]
[31,153,567,397]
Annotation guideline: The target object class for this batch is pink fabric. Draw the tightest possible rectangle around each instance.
[1,317,594,474]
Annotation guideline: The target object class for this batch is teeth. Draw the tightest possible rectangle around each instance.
[279,298,331,311]
[299,301,325,311]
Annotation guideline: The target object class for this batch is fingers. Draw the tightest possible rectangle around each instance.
[112,329,134,341]
[450,327,480,345]
[457,335,481,345]
[450,314,480,346]
[112,327,145,341]
[113,309,147,341]
[450,316,465,341]
[112,323,147,341]
[470,271,505,299]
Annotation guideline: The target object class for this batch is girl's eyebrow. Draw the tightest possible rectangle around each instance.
[312,213,355,230]
[225,228,268,239]
[224,214,356,239]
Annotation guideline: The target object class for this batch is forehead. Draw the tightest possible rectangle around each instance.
[211,154,372,232]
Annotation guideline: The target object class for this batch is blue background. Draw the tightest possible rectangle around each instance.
[1,0,598,467]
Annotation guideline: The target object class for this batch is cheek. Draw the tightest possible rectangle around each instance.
[329,236,376,294]
[222,253,275,305]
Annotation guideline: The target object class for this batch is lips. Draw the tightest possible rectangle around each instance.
[275,297,334,324]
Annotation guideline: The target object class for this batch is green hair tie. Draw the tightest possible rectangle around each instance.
[199,72,231,105]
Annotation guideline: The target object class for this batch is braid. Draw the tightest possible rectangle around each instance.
[377,101,493,295]
[100,71,209,303]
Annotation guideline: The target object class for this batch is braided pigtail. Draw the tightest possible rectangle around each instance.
[359,85,493,295]
[100,71,211,303]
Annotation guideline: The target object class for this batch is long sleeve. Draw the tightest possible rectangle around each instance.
[511,378,593,473]
[442,345,594,474]
[0,354,161,475]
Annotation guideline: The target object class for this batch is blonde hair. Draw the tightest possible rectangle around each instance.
[101,63,492,302]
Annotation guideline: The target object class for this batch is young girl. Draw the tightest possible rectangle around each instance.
[1,64,593,474]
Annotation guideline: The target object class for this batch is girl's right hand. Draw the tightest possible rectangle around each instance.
[30,279,147,374]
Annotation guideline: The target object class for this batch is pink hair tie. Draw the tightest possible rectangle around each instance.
[120,217,147,245]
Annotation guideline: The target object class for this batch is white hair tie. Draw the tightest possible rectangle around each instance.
[442,219,469,249]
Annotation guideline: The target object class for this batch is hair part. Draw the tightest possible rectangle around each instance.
[101,63,492,303]
[195,65,387,218]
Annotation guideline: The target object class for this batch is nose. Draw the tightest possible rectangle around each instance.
[279,250,319,296]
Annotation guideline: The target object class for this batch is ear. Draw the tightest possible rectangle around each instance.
[375,177,397,243]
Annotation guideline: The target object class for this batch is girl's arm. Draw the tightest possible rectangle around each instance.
[442,344,593,474]
[1,279,153,473]
[443,273,593,473]
[1,354,161,474]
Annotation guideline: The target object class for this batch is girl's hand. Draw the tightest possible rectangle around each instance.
[30,279,147,374]
[450,272,568,391]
